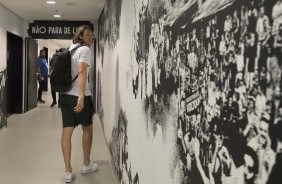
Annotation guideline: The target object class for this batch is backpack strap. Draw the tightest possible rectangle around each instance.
[70,44,83,82]
[71,74,78,82]
[70,44,83,54]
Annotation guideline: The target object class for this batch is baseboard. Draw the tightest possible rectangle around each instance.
[0,126,7,134]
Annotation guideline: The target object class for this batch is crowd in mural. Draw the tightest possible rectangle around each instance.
[0,70,7,129]
[131,0,282,183]
[110,110,140,184]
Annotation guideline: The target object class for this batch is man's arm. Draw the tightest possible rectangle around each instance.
[74,62,88,113]
[37,60,42,81]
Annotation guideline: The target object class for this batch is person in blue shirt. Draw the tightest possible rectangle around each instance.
[37,49,48,103]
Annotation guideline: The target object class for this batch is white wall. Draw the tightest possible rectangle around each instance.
[0,4,24,71]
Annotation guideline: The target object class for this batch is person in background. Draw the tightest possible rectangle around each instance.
[37,49,48,103]
[59,25,97,183]
[50,49,61,108]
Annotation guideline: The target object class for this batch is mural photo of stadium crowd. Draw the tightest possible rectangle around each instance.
[98,0,282,183]
[0,69,7,129]
[130,0,282,183]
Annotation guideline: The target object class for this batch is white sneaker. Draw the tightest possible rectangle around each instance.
[65,171,75,183]
[81,162,98,174]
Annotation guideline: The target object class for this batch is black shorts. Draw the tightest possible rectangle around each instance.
[60,94,93,128]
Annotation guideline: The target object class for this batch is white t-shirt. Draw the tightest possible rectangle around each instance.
[62,44,93,97]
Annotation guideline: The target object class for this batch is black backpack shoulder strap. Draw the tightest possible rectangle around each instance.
[70,44,83,82]
[70,44,83,55]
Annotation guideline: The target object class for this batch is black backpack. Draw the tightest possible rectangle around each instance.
[50,45,82,92]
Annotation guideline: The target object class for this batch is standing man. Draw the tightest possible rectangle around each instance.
[60,25,97,183]
[37,49,48,103]
[50,49,60,108]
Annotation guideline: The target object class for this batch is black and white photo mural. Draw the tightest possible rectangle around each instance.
[97,0,122,128]
[0,69,7,129]
[98,0,282,183]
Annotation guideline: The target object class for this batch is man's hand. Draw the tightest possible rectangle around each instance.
[74,96,84,113]
[38,75,44,81]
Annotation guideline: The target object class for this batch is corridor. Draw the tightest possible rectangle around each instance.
[0,91,118,184]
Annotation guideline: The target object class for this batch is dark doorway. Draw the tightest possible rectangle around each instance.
[7,32,23,115]
[25,38,38,112]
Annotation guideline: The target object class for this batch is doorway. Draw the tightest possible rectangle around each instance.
[7,32,23,115]
[25,38,38,112]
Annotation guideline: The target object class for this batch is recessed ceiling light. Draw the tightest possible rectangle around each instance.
[53,14,61,18]
[53,10,61,18]
[46,1,56,4]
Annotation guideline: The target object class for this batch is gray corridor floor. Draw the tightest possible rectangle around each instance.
[0,91,118,184]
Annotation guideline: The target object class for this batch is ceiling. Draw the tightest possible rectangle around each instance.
[0,0,106,48]
[0,0,106,21]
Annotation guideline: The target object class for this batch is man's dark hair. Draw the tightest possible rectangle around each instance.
[72,25,94,44]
